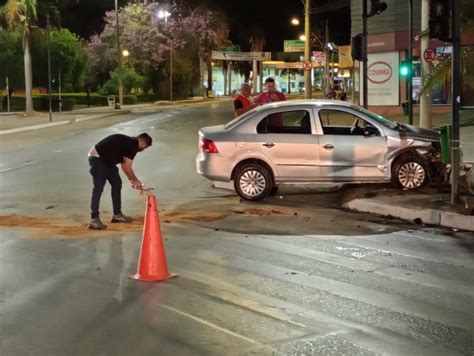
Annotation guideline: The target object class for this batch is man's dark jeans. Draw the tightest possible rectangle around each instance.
[89,157,122,219]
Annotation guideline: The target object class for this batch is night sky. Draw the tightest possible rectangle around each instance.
[0,0,350,51]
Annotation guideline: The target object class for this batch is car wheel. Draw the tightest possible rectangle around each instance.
[234,164,272,201]
[392,155,428,189]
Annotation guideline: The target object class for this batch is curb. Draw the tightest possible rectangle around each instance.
[0,120,71,135]
[343,198,474,231]
[0,111,130,135]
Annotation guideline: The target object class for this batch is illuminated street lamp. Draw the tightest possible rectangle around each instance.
[299,34,306,41]
[291,18,300,26]
[157,9,173,102]
[122,49,130,57]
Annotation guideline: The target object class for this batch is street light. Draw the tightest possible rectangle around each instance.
[122,49,130,57]
[157,9,173,102]
[299,34,306,41]
[291,18,300,26]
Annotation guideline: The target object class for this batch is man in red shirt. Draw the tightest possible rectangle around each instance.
[233,83,257,117]
[254,77,286,105]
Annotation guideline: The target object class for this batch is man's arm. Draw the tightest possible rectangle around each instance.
[121,157,142,189]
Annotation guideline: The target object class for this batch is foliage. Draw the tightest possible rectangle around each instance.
[0,28,23,90]
[31,27,89,91]
[86,1,230,98]
[99,66,145,95]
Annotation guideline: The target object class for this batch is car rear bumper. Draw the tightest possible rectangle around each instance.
[196,152,233,182]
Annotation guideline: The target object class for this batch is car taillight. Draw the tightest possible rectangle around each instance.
[200,137,219,153]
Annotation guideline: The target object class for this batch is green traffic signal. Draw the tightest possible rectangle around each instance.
[399,59,412,77]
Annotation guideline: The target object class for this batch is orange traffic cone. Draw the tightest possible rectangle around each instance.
[129,195,177,282]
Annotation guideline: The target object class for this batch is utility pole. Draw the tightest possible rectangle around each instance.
[362,0,368,108]
[420,0,432,129]
[115,0,123,108]
[451,0,461,204]
[325,20,330,96]
[408,0,414,125]
[58,71,62,113]
[47,15,52,122]
[5,77,10,112]
[304,0,312,99]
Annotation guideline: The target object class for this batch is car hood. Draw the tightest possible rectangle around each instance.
[399,124,440,142]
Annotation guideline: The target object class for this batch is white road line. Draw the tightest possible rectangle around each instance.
[160,304,262,345]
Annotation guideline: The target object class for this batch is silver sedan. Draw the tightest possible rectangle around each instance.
[196,100,441,201]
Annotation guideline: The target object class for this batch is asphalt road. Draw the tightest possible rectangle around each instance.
[0,102,473,355]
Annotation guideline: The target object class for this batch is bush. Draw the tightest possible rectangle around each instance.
[3,96,76,111]
[135,93,158,103]
[123,95,138,105]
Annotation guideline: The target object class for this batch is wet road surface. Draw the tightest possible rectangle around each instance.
[0,102,473,355]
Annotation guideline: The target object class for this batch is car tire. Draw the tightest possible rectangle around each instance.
[391,155,429,190]
[234,164,272,201]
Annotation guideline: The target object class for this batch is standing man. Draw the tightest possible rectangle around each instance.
[87,133,152,230]
[254,77,286,105]
[233,83,257,117]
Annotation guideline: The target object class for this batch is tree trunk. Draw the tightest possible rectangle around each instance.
[207,54,212,97]
[24,32,34,114]
[420,0,432,129]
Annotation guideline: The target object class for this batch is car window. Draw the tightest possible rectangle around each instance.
[318,109,380,136]
[257,110,312,134]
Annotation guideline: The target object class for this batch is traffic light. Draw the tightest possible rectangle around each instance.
[351,33,363,61]
[368,0,388,17]
[429,0,450,40]
[399,59,412,77]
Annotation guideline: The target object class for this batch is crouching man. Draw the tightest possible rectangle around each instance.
[87,133,152,230]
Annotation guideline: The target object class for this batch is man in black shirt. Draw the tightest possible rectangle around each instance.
[87,133,152,230]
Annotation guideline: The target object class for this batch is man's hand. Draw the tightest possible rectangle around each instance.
[131,179,143,190]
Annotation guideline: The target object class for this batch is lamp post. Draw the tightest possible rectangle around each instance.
[47,14,52,122]
[157,10,173,102]
[115,0,123,108]
[304,0,312,99]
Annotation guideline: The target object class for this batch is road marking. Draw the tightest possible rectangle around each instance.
[160,304,262,345]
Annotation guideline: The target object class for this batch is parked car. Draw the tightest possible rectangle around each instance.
[196,100,442,201]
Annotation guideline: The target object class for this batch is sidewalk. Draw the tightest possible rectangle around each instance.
[343,190,474,231]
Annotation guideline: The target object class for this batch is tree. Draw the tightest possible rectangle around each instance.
[0,28,23,95]
[4,0,37,114]
[32,27,89,91]
[86,1,230,98]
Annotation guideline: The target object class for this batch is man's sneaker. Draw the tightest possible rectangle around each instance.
[111,213,133,223]
[88,218,107,230]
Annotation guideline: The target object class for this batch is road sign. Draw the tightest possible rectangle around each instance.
[284,40,305,52]
[224,45,241,52]
[312,51,326,63]
[423,48,436,62]
[303,60,312,71]
[211,51,271,61]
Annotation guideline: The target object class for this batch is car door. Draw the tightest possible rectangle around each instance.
[316,107,388,180]
[255,108,320,180]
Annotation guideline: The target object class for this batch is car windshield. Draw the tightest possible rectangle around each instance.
[349,106,398,129]
[224,107,257,130]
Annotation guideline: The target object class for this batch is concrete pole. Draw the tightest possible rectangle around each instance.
[115,0,123,107]
[252,60,258,95]
[325,20,330,96]
[408,0,414,125]
[419,0,432,129]
[5,76,10,112]
[362,0,369,109]
[47,15,52,122]
[451,0,461,204]
[304,0,312,99]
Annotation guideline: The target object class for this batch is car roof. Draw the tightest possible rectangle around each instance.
[253,99,355,112]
